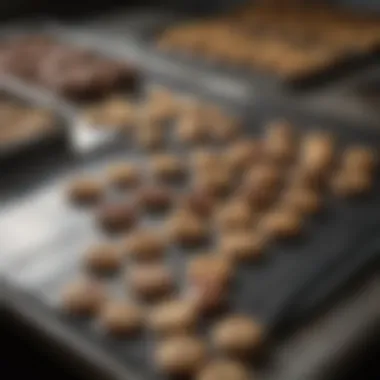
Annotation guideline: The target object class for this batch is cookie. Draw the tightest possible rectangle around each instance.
[67,177,103,205]
[148,299,198,336]
[155,336,207,376]
[259,208,303,239]
[129,264,174,301]
[123,229,166,261]
[226,139,262,172]
[61,277,106,316]
[167,210,209,247]
[215,199,253,231]
[211,315,263,357]
[281,186,322,215]
[137,186,173,212]
[96,201,137,234]
[341,146,377,172]
[84,243,123,273]
[220,231,266,262]
[106,162,140,189]
[197,359,250,380]
[150,154,186,182]
[98,300,143,336]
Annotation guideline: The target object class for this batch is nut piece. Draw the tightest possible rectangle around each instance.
[300,132,334,175]
[216,199,252,231]
[331,170,372,198]
[148,299,198,336]
[167,211,209,247]
[197,359,250,380]
[259,208,302,239]
[226,139,261,172]
[264,119,295,163]
[129,264,174,301]
[106,162,140,189]
[84,243,123,273]
[98,301,143,336]
[188,254,233,286]
[67,177,103,205]
[61,277,106,316]
[155,336,207,376]
[220,231,266,262]
[96,202,137,234]
[150,154,186,182]
[281,187,322,215]
[137,186,173,212]
[124,229,166,261]
[341,146,377,172]
[212,315,263,357]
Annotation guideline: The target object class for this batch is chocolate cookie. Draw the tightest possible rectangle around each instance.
[84,243,123,273]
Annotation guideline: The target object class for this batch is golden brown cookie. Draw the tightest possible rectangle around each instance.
[281,186,322,215]
[211,315,263,357]
[220,231,266,262]
[166,210,209,247]
[106,162,140,189]
[264,119,296,163]
[155,336,207,376]
[136,123,164,150]
[331,170,372,198]
[148,299,198,336]
[67,177,103,205]
[259,208,303,239]
[98,300,143,336]
[84,243,123,273]
[300,131,334,175]
[123,229,166,261]
[150,154,186,182]
[226,139,262,172]
[129,264,174,301]
[341,146,377,173]
[96,201,137,234]
[187,254,233,287]
[215,199,253,231]
[197,359,250,380]
[61,277,106,316]
[137,186,173,212]
[180,189,215,219]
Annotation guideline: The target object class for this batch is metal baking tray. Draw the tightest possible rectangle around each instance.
[1,79,380,380]
[68,6,380,90]
[0,82,69,164]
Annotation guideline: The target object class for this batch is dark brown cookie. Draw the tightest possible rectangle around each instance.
[155,336,207,376]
